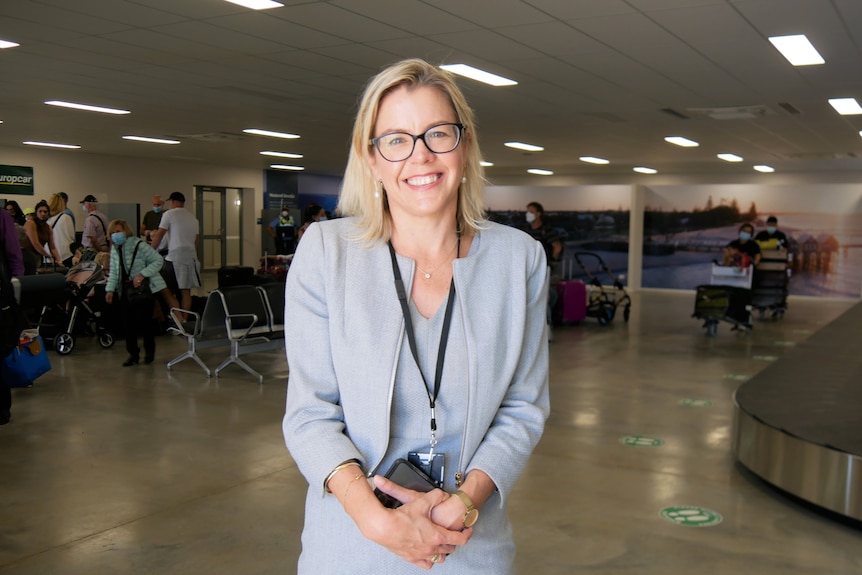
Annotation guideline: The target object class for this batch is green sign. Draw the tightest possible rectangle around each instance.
[723,373,750,381]
[680,398,712,407]
[660,506,723,527]
[620,435,664,447]
[0,165,34,195]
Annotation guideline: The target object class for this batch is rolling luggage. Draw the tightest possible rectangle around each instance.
[694,285,751,325]
[555,280,587,323]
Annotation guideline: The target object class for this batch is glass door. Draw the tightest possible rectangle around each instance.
[195,186,243,271]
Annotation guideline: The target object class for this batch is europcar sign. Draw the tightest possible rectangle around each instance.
[0,165,34,195]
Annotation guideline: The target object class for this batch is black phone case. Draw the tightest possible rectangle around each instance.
[374,458,437,509]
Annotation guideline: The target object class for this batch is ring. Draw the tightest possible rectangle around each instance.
[430,553,440,563]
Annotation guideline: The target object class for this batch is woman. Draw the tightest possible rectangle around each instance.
[5,200,25,226]
[104,219,166,367]
[283,59,550,573]
[47,193,76,267]
[295,203,325,243]
[20,200,62,275]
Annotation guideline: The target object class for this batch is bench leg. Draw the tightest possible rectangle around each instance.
[215,355,263,384]
[166,338,212,377]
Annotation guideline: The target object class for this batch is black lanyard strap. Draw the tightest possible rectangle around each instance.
[387,235,459,442]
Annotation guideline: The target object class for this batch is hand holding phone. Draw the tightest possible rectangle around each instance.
[374,458,437,509]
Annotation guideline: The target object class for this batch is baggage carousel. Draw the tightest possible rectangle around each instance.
[733,301,862,521]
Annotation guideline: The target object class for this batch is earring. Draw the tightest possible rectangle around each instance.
[462,176,467,183]
[374,179,383,198]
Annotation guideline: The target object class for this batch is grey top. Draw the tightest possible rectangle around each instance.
[283,217,550,574]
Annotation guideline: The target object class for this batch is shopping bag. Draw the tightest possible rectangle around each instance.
[2,335,52,388]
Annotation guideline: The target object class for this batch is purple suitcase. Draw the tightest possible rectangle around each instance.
[556,280,587,323]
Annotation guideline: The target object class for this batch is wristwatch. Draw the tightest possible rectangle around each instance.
[453,490,479,528]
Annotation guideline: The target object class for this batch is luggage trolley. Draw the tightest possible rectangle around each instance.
[570,251,632,325]
[751,248,791,319]
[692,262,753,336]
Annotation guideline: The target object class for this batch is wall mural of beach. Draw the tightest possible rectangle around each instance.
[641,184,862,298]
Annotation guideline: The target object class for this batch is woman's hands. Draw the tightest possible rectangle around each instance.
[133,274,145,288]
[346,475,471,569]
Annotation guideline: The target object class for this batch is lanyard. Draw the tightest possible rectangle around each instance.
[387,233,460,454]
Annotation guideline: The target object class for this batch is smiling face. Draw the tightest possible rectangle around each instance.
[368,85,464,227]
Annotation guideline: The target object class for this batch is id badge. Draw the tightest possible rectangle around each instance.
[408,451,445,488]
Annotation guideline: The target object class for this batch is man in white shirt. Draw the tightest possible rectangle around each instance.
[150,192,199,319]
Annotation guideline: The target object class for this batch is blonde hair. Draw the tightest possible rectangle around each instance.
[108,219,134,238]
[337,58,486,243]
[48,193,65,217]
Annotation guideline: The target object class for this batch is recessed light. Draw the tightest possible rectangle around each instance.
[828,98,862,115]
[0,39,20,49]
[717,153,744,162]
[480,161,494,167]
[664,136,699,147]
[45,100,130,115]
[224,0,284,9]
[270,164,304,171]
[123,135,180,145]
[505,142,544,152]
[753,165,775,173]
[260,150,303,158]
[527,168,553,176]
[768,34,825,66]
[23,140,81,149]
[633,167,657,174]
[244,128,300,139]
[579,156,609,165]
[440,64,517,87]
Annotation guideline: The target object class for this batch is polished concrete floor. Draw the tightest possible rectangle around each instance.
[1,289,860,574]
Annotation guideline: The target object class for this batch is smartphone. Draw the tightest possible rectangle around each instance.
[374,458,437,509]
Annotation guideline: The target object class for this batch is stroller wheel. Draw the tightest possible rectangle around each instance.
[55,333,75,355]
[98,331,115,349]
[623,305,631,323]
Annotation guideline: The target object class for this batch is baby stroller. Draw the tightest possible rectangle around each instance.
[37,260,116,354]
[571,251,632,325]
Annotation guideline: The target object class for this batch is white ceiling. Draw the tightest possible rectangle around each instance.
[2,0,862,183]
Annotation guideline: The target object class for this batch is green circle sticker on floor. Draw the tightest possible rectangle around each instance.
[752,355,778,361]
[660,506,723,527]
[723,373,750,381]
[680,398,713,407]
[620,435,665,447]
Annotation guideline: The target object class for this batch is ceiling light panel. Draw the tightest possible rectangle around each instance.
[480,161,494,167]
[45,100,130,115]
[244,128,300,139]
[23,140,81,149]
[261,151,303,158]
[579,156,609,165]
[633,167,657,174]
[224,0,284,9]
[828,98,862,115]
[440,64,517,87]
[527,168,553,176]
[664,136,699,147]
[768,34,825,66]
[717,153,744,162]
[0,39,20,49]
[123,135,180,144]
[505,142,544,152]
[753,165,775,173]
[270,164,304,171]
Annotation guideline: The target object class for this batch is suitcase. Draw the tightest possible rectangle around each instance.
[694,285,751,324]
[217,266,255,288]
[555,280,587,323]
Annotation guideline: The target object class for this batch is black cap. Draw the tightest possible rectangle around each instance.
[80,194,98,203]
[168,191,185,202]
[59,192,69,201]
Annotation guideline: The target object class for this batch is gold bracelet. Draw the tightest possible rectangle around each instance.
[324,460,361,493]
[342,473,365,501]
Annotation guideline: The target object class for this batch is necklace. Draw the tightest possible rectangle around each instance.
[414,240,459,279]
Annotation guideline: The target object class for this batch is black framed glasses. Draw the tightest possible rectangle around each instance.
[370,122,464,162]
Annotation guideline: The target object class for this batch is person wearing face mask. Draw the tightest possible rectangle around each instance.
[723,222,762,268]
[296,203,326,244]
[105,219,167,367]
[141,196,165,245]
[268,207,296,255]
[20,200,62,274]
[754,215,788,250]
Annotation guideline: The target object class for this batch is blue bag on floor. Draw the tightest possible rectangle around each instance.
[2,336,52,388]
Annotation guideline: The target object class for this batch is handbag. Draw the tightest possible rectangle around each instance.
[2,335,52,388]
[122,242,154,305]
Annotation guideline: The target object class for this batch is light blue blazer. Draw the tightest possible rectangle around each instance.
[283,217,550,506]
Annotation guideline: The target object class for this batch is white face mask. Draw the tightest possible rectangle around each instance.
[526,211,536,224]
[318,215,327,222]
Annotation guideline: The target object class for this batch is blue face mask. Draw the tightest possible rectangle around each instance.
[153,206,162,214]
[111,232,127,246]
[767,226,776,234]
[739,231,751,241]
[318,215,327,222]
[82,204,88,213]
